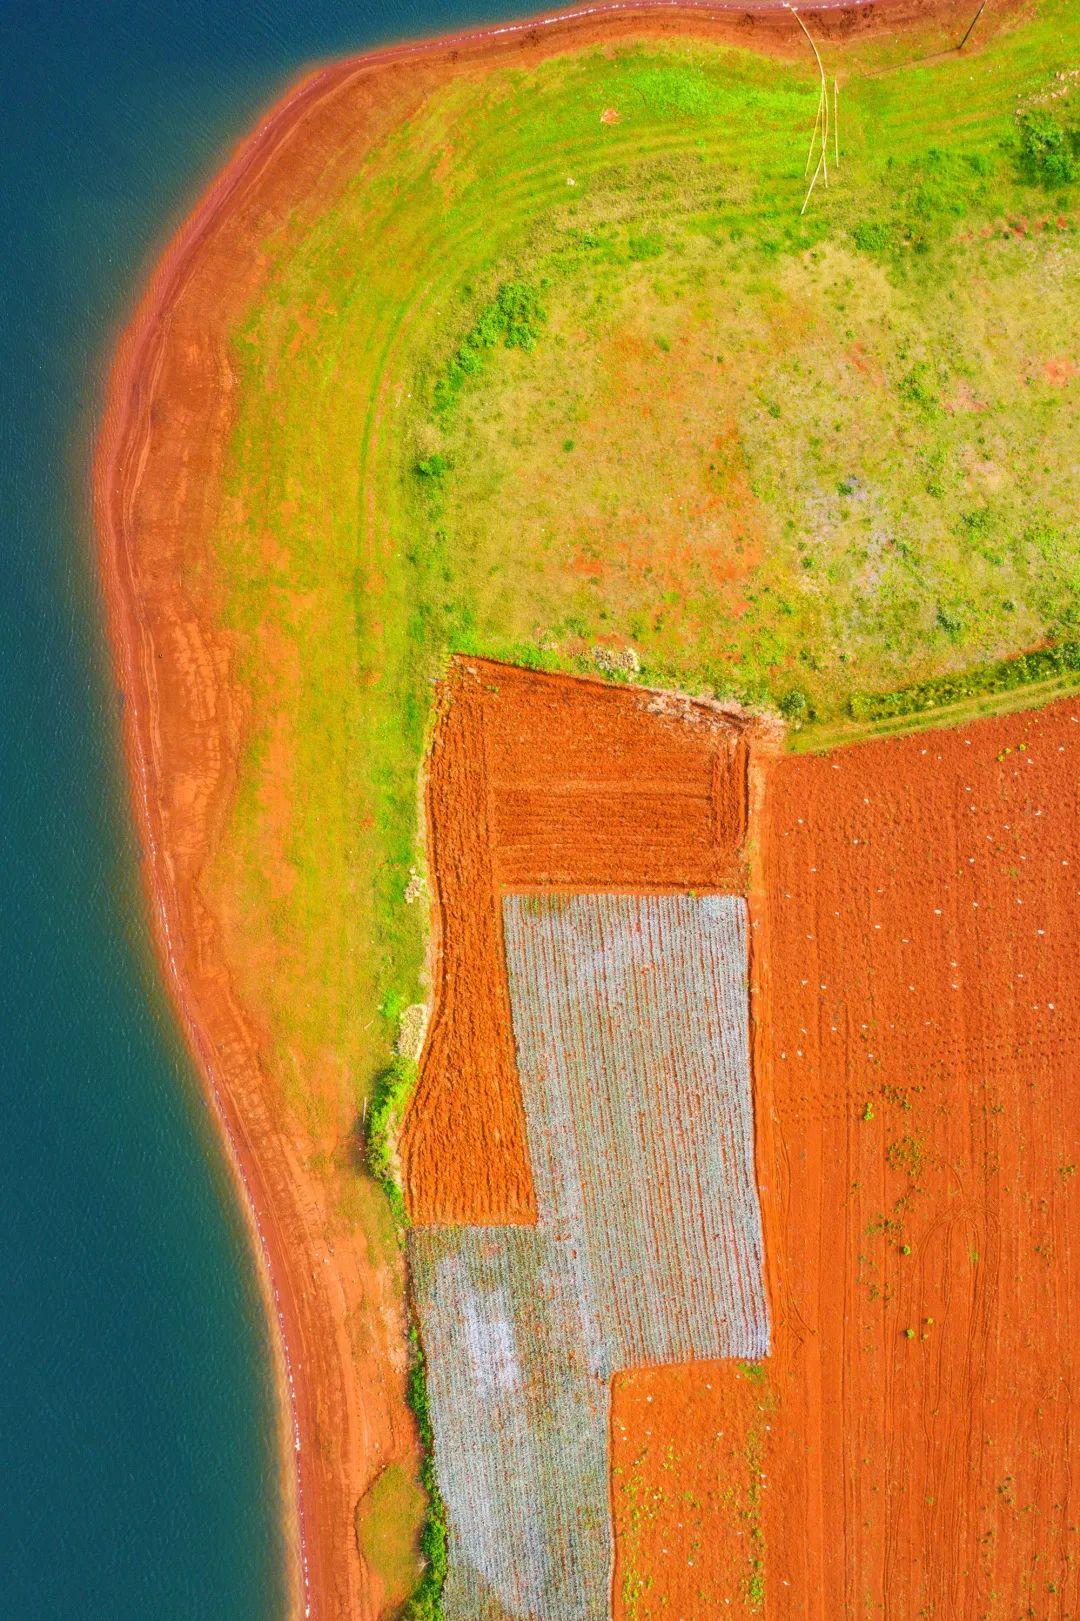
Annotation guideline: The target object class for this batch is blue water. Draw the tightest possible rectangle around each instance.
[0,0,528,1613]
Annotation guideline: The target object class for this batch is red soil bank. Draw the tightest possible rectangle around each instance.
[612,698,1080,1616]
[400,657,751,1225]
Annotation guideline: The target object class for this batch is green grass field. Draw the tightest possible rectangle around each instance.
[207,13,1078,1595]
[215,2,1078,1114]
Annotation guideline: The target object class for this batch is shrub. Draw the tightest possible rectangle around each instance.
[488,281,546,351]
[779,688,810,724]
[398,1326,449,1619]
[364,1108,449,1618]
[935,603,965,641]
[959,507,992,538]
[898,361,940,416]
[855,149,997,261]
[627,231,664,261]
[852,220,894,254]
[365,1055,415,1228]
[433,281,546,415]
[1017,109,1078,188]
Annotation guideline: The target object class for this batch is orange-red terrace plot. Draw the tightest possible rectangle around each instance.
[611,698,1080,1619]
[399,657,751,1226]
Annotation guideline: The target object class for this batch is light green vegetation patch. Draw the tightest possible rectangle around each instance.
[428,133,1080,723]
[356,1462,428,1610]
[209,7,1079,1603]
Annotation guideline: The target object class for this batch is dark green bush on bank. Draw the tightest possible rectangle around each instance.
[1017,108,1079,188]
[365,1076,448,1618]
[400,1324,449,1619]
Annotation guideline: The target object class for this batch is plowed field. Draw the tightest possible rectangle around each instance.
[612,697,1080,1617]
[399,658,750,1225]
[399,674,534,1227]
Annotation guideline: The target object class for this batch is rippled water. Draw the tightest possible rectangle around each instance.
[0,0,526,1613]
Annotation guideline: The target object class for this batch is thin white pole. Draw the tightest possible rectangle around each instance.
[786,3,830,210]
[834,77,840,167]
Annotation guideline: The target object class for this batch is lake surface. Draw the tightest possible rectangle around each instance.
[0,0,526,1613]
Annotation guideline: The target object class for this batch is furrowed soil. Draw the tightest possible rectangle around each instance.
[399,656,750,1225]
[399,664,535,1227]
[611,697,1080,1616]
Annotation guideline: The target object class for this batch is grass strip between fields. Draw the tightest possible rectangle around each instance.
[795,642,1080,751]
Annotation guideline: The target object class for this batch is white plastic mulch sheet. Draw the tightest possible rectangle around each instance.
[408,1228,612,1621]
[502,890,769,1367]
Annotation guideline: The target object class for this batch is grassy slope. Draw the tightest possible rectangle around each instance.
[206,3,1077,1590]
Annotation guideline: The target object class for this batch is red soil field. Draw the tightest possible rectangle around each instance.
[486,661,750,890]
[400,667,536,1227]
[612,698,1080,1617]
[399,656,751,1225]
[612,1359,772,1613]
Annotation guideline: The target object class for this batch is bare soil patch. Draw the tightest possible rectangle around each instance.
[612,697,1080,1616]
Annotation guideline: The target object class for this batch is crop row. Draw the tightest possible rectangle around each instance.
[503,891,769,1369]
[409,1229,612,1620]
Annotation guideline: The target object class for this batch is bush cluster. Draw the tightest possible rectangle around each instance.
[365,1069,448,1617]
[400,1328,449,1619]
[850,149,996,261]
[848,641,1080,723]
[433,281,545,416]
[1017,109,1079,188]
[365,1054,414,1229]
[778,688,811,724]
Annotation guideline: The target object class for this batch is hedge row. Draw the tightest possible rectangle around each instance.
[400,1328,448,1621]
[364,1063,448,1619]
[847,642,1080,724]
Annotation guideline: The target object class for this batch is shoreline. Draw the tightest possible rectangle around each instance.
[90,0,996,1614]
[92,148,319,1614]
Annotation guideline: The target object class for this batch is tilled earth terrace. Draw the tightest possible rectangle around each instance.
[613,696,1080,1617]
[399,657,752,1226]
